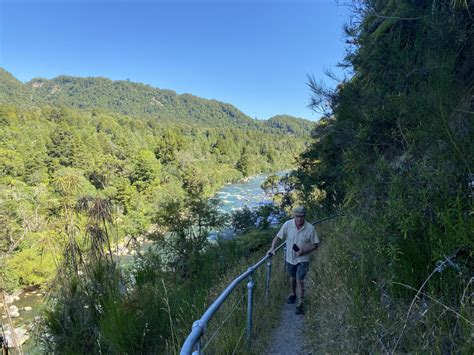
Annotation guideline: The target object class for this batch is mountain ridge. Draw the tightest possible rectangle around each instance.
[0,68,315,135]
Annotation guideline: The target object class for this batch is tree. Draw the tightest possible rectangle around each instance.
[0,148,25,178]
[130,150,161,191]
[153,175,225,279]
[236,148,252,177]
[47,125,82,168]
[261,174,280,196]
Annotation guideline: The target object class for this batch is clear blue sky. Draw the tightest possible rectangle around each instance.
[0,0,351,120]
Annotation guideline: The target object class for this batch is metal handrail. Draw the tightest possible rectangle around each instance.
[180,215,342,354]
[180,242,286,355]
[311,214,342,225]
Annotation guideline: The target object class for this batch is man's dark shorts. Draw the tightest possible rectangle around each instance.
[286,262,309,280]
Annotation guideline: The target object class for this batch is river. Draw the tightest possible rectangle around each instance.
[214,173,276,213]
[3,172,283,351]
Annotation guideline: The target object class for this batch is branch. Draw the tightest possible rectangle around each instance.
[372,11,425,21]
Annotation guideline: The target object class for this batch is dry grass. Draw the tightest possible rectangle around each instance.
[176,246,288,354]
[303,222,356,353]
[303,221,474,354]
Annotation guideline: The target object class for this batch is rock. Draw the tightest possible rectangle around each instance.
[4,294,14,304]
[24,306,32,311]
[8,305,20,318]
[3,326,29,348]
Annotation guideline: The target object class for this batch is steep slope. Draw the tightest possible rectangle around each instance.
[0,69,316,135]
[25,75,261,129]
[0,68,31,106]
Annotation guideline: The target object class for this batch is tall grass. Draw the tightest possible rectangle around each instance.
[198,246,288,354]
[304,216,473,353]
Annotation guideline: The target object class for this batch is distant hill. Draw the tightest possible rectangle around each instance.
[266,115,315,136]
[0,68,31,106]
[0,68,315,135]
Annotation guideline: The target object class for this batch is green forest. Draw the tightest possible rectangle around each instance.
[0,69,313,291]
[1,0,473,353]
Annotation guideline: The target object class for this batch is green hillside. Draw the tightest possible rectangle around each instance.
[266,114,315,136]
[0,68,314,134]
[0,68,31,106]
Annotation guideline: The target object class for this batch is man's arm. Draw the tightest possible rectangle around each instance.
[267,235,281,255]
[268,221,287,255]
[297,225,320,256]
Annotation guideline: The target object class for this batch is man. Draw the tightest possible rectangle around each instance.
[267,206,319,315]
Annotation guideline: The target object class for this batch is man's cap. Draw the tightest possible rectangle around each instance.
[293,206,306,217]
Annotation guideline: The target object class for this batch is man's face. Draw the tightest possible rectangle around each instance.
[294,215,305,227]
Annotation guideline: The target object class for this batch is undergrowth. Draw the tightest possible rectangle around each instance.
[305,214,473,353]
[39,225,288,354]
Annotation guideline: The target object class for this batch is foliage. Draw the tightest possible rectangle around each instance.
[266,114,315,137]
[0,97,308,289]
[39,181,283,354]
[230,205,258,233]
[297,0,473,353]
[261,174,280,196]
[2,244,56,289]
[153,180,227,279]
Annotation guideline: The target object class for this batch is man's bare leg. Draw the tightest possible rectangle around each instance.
[296,279,305,303]
[295,279,305,314]
[291,277,297,296]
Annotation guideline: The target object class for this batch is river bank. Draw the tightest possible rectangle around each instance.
[1,288,43,350]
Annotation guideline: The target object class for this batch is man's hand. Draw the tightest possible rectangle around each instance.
[297,244,318,257]
[267,248,275,256]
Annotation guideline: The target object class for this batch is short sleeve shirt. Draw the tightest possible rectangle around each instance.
[277,219,319,265]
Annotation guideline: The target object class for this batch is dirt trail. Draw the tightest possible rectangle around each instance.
[264,300,309,355]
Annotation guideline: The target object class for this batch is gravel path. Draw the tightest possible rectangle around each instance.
[264,300,308,355]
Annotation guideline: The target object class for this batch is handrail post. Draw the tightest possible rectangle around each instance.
[246,268,254,350]
[265,256,272,303]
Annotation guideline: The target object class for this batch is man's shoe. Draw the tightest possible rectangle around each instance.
[295,304,304,315]
[287,295,297,304]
